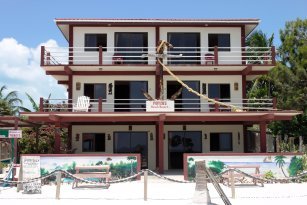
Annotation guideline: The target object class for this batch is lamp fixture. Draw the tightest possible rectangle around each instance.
[234,82,239,91]
[108,83,113,95]
[75,133,80,142]
[76,82,81,91]
[238,132,241,145]
[204,133,207,140]
[107,134,111,140]
[150,133,154,141]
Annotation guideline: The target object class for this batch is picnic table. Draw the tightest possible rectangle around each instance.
[72,165,111,188]
[223,164,264,187]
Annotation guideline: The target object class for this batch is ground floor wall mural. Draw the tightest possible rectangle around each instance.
[183,153,304,180]
[21,154,141,181]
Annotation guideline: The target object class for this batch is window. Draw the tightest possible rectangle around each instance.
[113,132,148,168]
[210,133,233,151]
[82,133,105,152]
[167,81,200,111]
[84,34,107,51]
[167,32,200,64]
[114,32,148,64]
[84,83,106,100]
[114,81,148,112]
[208,34,230,51]
[208,84,230,100]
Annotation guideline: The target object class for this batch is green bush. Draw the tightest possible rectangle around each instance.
[264,170,275,180]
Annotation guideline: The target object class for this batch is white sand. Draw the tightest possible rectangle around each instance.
[1,176,307,205]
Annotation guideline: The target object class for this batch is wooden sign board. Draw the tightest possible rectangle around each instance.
[22,156,41,194]
[146,100,174,112]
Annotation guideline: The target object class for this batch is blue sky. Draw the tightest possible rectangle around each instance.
[0,0,306,110]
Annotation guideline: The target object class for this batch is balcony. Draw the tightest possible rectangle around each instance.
[41,46,276,67]
[38,97,276,113]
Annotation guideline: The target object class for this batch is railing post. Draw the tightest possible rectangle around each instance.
[242,47,246,65]
[69,47,73,65]
[98,97,102,112]
[271,46,276,65]
[214,46,218,65]
[40,46,45,66]
[39,97,44,112]
[273,97,277,109]
[55,171,61,200]
[214,98,219,112]
[230,169,235,198]
[144,170,148,201]
[46,52,50,65]
[99,46,103,65]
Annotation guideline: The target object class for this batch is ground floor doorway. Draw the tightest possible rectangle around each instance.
[168,131,202,169]
[113,132,148,169]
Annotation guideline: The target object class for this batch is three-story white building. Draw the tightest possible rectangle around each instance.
[21,18,299,173]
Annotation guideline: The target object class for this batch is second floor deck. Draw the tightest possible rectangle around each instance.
[41,46,276,67]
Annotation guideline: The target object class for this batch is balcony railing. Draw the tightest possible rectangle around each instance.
[41,46,276,66]
[39,98,276,113]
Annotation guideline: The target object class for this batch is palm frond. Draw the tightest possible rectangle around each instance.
[25,92,39,111]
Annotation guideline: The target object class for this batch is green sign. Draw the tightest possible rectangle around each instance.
[0,129,9,138]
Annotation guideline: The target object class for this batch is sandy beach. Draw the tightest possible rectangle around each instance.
[1,175,307,205]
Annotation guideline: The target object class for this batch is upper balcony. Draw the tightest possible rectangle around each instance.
[41,46,276,68]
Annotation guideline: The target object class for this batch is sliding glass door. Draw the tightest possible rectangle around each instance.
[114,132,148,168]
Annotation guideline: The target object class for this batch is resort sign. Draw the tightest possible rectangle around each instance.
[22,156,41,194]
[146,100,174,112]
[0,129,22,138]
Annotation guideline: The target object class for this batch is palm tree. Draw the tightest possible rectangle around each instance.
[0,85,23,116]
[274,155,288,177]
[246,30,275,99]
[246,30,274,48]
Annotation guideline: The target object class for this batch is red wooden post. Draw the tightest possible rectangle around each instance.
[242,47,246,65]
[273,97,277,109]
[46,52,50,65]
[158,116,165,174]
[98,97,102,112]
[214,46,218,65]
[99,46,103,65]
[54,124,61,154]
[271,46,276,65]
[40,46,45,66]
[214,98,219,112]
[260,122,267,153]
[39,97,44,112]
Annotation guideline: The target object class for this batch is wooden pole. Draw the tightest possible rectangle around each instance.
[144,170,148,201]
[56,171,61,200]
[230,169,235,199]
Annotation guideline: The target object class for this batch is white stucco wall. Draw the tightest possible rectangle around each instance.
[163,75,243,111]
[158,27,241,64]
[72,75,156,112]
[72,26,242,65]
[72,125,156,170]
[73,27,156,65]
[71,124,243,170]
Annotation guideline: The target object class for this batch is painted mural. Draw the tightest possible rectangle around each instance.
[22,154,140,181]
[185,154,304,180]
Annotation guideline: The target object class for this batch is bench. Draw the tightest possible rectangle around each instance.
[223,165,264,187]
[72,165,111,188]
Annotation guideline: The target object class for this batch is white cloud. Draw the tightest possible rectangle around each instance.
[0,38,67,110]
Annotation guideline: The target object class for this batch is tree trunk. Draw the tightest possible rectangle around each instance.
[35,127,39,153]
[299,136,303,152]
[276,135,281,152]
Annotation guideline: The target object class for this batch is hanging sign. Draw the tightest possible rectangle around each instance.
[22,156,41,194]
[0,130,22,138]
[146,100,174,112]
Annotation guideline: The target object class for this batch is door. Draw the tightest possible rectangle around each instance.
[168,131,202,169]
[113,132,148,168]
